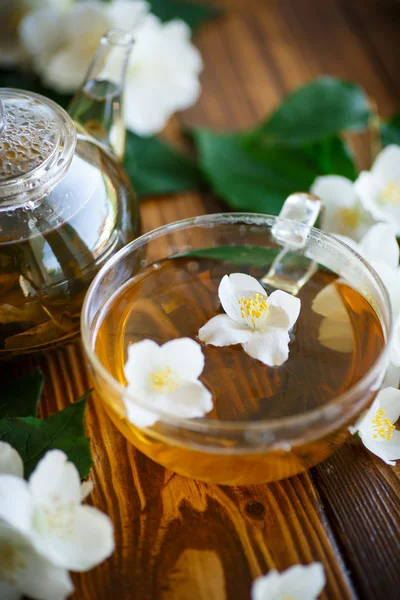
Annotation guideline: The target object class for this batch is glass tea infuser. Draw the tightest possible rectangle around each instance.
[82,195,393,484]
[0,29,139,357]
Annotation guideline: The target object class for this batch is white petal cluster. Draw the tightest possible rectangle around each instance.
[19,0,203,135]
[124,338,213,428]
[251,563,326,600]
[198,273,301,367]
[0,442,114,600]
[311,145,400,239]
[311,146,400,465]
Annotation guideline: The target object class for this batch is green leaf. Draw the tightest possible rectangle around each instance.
[0,370,44,419]
[194,130,308,214]
[301,136,357,181]
[0,393,93,478]
[380,113,400,147]
[174,245,280,265]
[0,69,71,109]
[193,128,356,213]
[148,0,221,32]
[125,130,206,198]
[258,77,371,146]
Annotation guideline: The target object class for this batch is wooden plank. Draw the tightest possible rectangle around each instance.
[335,0,400,111]
[312,442,400,600]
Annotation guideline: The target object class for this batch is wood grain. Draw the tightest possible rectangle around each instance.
[312,442,400,600]
[5,1,400,598]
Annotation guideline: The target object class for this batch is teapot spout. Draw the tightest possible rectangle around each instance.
[68,29,133,161]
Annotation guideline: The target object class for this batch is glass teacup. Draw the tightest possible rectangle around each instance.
[81,212,392,484]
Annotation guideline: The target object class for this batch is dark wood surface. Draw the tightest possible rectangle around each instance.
[13,1,400,598]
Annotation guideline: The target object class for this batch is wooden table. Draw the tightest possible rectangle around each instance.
[20,1,400,598]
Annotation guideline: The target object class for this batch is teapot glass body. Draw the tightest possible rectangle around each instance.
[0,89,139,357]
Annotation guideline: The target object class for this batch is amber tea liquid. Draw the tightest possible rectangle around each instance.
[94,256,384,484]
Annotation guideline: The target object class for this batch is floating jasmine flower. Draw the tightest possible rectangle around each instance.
[198,273,301,367]
[124,338,213,428]
[251,563,326,600]
[350,387,400,465]
[355,145,400,232]
[310,174,374,241]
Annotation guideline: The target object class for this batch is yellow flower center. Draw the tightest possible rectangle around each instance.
[372,408,396,440]
[238,293,269,325]
[149,367,181,394]
[339,207,361,229]
[381,181,400,206]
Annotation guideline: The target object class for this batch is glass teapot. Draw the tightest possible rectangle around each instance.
[0,29,139,357]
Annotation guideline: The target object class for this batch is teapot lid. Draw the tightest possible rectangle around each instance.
[0,89,76,207]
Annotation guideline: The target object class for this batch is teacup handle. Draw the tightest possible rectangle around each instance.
[261,193,323,294]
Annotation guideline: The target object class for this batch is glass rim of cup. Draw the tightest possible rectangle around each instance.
[81,212,393,438]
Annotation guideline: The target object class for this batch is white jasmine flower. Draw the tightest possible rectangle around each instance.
[355,145,400,232]
[198,273,301,367]
[350,387,400,465]
[251,563,326,600]
[310,175,374,241]
[0,444,74,600]
[0,0,71,67]
[123,14,203,135]
[0,521,73,600]
[19,0,150,91]
[123,338,213,428]
[0,441,23,477]
[0,449,114,574]
[19,1,202,135]
[28,451,114,572]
